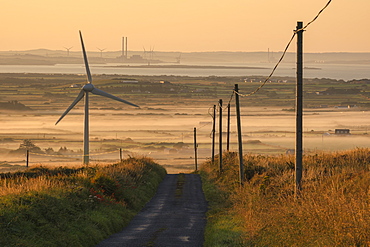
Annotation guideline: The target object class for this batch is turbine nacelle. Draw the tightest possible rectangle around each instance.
[83,83,94,92]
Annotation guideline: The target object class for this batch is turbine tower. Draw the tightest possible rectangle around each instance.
[56,31,139,165]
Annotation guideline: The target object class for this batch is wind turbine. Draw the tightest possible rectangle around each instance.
[64,46,73,56]
[149,46,155,61]
[97,47,106,58]
[147,46,155,66]
[56,31,139,165]
[176,53,182,64]
[143,46,147,59]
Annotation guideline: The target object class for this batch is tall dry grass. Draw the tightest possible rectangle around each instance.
[0,175,68,196]
[202,148,370,245]
[0,156,157,197]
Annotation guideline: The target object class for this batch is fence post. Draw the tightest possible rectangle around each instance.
[235,84,244,185]
[219,99,223,173]
[26,149,29,168]
[212,105,216,165]
[119,148,123,162]
[194,127,198,171]
[295,21,304,193]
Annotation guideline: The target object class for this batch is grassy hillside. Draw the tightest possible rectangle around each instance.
[0,157,166,247]
[201,149,370,246]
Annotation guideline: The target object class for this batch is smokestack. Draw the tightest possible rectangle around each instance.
[122,37,125,58]
[125,37,128,59]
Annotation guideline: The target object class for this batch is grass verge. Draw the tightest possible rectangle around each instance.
[200,169,244,247]
[0,157,166,247]
[201,149,370,246]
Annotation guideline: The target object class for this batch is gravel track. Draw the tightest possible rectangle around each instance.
[96,174,208,247]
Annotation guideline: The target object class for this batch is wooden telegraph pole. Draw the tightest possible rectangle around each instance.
[296,21,304,193]
[219,99,223,173]
[211,105,216,164]
[26,149,29,168]
[235,84,244,185]
[227,103,231,152]
[194,127,198,171]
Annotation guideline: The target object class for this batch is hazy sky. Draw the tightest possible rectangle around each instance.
[1,0,369,52]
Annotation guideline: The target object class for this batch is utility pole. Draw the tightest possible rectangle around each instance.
[219,99,223,173]
[295,21,304,193]
[227,103,231,152]
[26,149,29,168]
[235,84,244,185]
[211,105,216,164]
[194,127,198,171]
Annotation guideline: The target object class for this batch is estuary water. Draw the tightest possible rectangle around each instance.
[0,62,368,80]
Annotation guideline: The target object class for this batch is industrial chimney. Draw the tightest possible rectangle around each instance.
[122,37,125,58]
[125,37,128,59]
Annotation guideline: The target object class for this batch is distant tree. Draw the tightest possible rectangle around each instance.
[58,146,73,154]
[9,139,43,154]
[44,147,55,154]
[20,140,42,151]
[173,142,188,150]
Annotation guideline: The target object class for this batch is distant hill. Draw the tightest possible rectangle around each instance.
[0,50,369,65]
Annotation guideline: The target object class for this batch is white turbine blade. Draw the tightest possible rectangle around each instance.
[55,89,85,125]
[91,88,139,108]
[79,31,92,83]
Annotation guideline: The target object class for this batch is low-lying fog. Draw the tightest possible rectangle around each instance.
[1,106,369,173]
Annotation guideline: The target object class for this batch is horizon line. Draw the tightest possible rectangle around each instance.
[1,49,370,54]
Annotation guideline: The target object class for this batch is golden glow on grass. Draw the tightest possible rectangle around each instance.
[201,149,370,245]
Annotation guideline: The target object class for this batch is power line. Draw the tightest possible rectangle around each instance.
[300,0,332,32]
[235,0,332,98]
[236,33,296,97]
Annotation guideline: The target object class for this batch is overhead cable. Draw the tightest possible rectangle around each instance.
[235,0,332,98]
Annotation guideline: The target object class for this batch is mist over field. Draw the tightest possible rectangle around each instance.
[1,73,370,173]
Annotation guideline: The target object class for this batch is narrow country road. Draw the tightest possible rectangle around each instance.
[96,174,208,247]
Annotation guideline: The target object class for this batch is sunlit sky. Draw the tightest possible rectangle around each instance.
[1,0,369,52]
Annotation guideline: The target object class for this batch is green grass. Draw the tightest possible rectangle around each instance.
[200,168,244,247]
[0,157,167,246]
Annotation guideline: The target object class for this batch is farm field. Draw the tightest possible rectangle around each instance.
[1,73,370,173]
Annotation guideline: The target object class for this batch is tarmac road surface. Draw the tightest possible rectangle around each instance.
[96,174,208,247]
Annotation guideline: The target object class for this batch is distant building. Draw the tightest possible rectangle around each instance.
[121,80,138,84]
[160,80,171,84]
[70,84,82,88]
[335,106,350,109]
[335,129,350,135]
[315,91,330,95]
